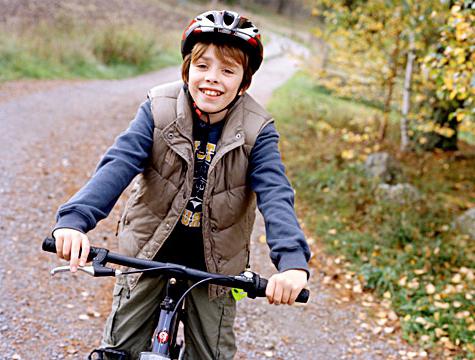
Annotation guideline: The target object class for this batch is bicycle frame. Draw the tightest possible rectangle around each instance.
[140,278,186,360]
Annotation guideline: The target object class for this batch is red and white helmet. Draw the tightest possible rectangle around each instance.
[181,10,264,73]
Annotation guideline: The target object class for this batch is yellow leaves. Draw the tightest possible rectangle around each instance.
[444,73,454,91]
[366,21,384,32]
[340,149,355,160]
[455,17,472,41]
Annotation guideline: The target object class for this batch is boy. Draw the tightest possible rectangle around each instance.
[53,10,310,360]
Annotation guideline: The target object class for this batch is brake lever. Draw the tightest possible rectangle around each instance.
[50,265,96,276]
[50,265,122,277]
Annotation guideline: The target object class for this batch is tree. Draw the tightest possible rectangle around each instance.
[310,1,455,147]
[415,1,475,150]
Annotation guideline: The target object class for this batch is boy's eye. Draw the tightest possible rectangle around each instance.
[196,63,207,69]
[224,68,235,74]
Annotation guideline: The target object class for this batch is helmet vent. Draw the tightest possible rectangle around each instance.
[223,13,234,26]
[206,14,215,22]
[241,21,253,29]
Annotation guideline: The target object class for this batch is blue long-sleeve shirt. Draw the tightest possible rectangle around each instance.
[54,99,310,274]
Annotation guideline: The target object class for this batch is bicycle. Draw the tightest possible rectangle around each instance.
[42,237,309,360]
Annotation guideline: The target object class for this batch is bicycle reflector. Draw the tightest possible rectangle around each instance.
[231,287,247,301]
[157,330,169,344]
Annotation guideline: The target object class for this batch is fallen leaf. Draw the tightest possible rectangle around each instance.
[426,283,436,295]
[67,347,78,355]
[434,301,450,309]
[451,273,462,284]
[78,314,90,321]
[388,311,398,321]
[372,326,382,335]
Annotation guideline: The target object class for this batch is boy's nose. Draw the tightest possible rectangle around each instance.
[205,69,220,83]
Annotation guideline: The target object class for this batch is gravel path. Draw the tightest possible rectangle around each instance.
[0,36,423,359]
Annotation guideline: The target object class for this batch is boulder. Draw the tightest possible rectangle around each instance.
[376,183,422,205]
[455,208,475,240]
[364,152,403,184]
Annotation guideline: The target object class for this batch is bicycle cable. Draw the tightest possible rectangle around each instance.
[118,266,188,276]
[169,276,230,321]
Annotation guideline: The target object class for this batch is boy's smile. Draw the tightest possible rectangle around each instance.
[188,44,244,123]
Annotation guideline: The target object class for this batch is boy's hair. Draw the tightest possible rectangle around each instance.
[181,40,253,92]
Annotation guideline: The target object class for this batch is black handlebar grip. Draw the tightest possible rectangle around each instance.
[42,237,57,253]
[42,237,100,262]
[256,276,310,303]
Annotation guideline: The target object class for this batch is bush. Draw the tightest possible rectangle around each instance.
[93,25,157,68]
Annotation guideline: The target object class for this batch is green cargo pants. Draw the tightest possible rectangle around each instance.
[100,274,237,360]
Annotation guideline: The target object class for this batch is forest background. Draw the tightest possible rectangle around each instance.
[1,0,474,358]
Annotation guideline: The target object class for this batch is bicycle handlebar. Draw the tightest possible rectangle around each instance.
[42,237,309,303]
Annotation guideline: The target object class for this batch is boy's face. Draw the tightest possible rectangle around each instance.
[188,44,244,118]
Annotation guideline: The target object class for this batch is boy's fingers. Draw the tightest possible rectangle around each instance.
[79,235,90,267]
[69,235,81,272]
[281,286,291,305]
[272,282,283,305]
[62,236,72,261]
[266,277,276,304]
[55,235,64,258]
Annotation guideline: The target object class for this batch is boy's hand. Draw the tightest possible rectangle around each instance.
[52,228,90,273]
[266,269,308,305]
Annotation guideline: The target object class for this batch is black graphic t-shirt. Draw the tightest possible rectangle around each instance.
[155,115,224,269]
[180,117,223,228]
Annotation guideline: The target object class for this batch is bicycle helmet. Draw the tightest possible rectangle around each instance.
[181,10,264,74]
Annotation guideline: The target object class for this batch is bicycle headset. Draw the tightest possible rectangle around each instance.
[181,10,264,119]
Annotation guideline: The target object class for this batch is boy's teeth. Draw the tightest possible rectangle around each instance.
[202,89,221,96]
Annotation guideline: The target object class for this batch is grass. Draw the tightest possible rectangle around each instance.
[0,20,181,81]
[269,72,475,358]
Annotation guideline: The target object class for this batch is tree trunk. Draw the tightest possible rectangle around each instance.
[277,0,286,14]
[400,32,415,152]
[379,30,401,141]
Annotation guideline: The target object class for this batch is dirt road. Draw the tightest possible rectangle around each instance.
[0,36,423,359]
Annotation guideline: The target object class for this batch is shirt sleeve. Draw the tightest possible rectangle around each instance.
[249,122,311,276]
[54,100,154,234]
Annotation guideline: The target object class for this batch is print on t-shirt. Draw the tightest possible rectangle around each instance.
[180,140,217,227]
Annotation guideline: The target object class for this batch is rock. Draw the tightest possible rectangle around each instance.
[455,208,475,240]
[364,152,403,184]
[376,183,421,205]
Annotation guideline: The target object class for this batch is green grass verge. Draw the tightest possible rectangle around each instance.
[0,22,181,81]
[269,72,475,358]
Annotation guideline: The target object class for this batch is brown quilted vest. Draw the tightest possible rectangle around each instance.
[117,81,273,298]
